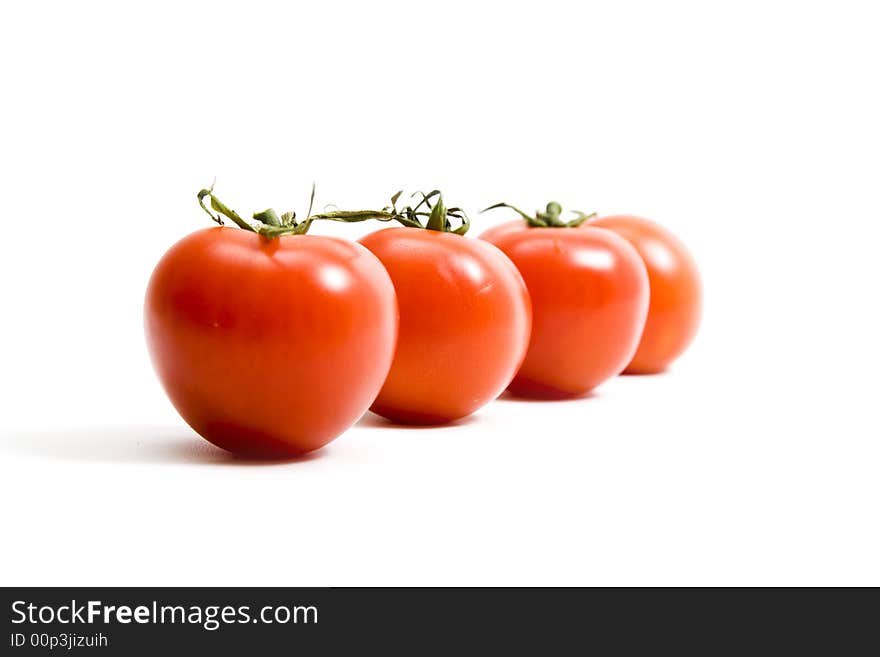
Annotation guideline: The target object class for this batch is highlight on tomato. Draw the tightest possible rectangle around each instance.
[589,214,701,374]
[321,191,531,424]
[480,201,649,398]
[144,185,398,457]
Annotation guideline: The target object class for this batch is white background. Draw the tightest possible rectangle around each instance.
[1,1,878,586]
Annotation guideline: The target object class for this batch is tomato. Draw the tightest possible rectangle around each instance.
[145,226,398,457]
[358,227,531,424]
[589,215,701,374]
[480,213,649,398]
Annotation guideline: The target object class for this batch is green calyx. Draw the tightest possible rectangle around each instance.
[481,201,596,228]
[197,182,319,237]
[197,185,469,238]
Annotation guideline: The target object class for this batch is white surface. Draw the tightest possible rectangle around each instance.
[1,1,878,586]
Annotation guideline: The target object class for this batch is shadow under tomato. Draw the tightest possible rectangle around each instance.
[356,412,480,430]
[497,389,600,403]
[0,425,327,467]
[620,369,668,377]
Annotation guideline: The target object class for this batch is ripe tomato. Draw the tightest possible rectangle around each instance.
[145,227,398,457]
[480,212,649,398]
[589,215,701,374]
[358,227,531,424]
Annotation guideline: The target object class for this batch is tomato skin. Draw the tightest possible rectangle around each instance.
[480,221,650,398]
[145,227,398,457]
[358,227,531,424]
[589,215,702,374]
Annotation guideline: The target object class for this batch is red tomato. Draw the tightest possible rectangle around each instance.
[358,227,531,424]
[145,227,398,457]
[480,221,649,398]
[589,215,701,374]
